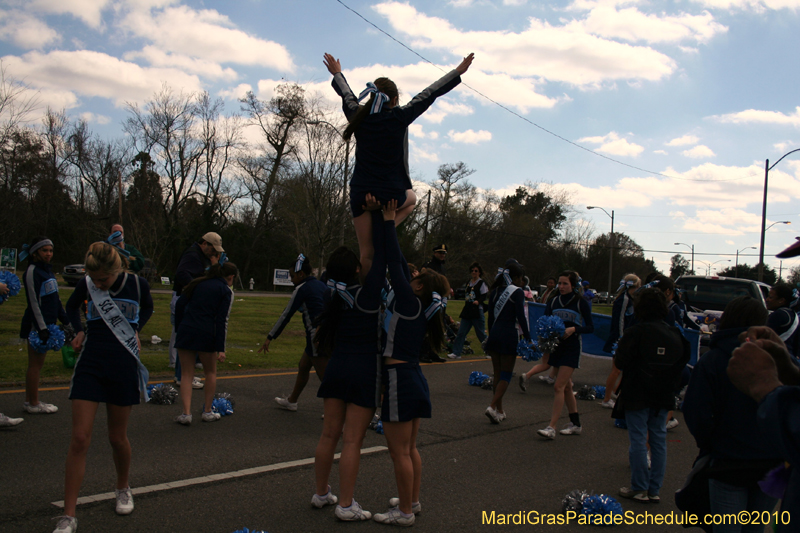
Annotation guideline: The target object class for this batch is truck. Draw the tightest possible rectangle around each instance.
[675,275,770,313]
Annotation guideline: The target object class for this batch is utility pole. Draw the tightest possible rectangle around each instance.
[421,190,432,261]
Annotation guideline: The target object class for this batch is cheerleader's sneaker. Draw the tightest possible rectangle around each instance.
[560,423,582,435]
[191,377,204,389]
[373,507,415,527]
[518,374,528,392]
[52,516,78,533]
[485,406,501,424]
[497,411,507,421]
[388,498,421,514]
[23,401,58,414]
[311,487,338,508]
[446,353,461,360]
[335,500,371,521]
[275,396,297,411]
[201,411,221,422]
[537,426,556,439]
[0,413,23,427]
[174,414,192,425]
[666,418,679,430]
[115,487,134,515]
[538,375,555,385]
[601,399,615,409]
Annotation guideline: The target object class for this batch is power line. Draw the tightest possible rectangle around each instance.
[333,0,758,184]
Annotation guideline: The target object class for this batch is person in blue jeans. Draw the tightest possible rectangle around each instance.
[614,288,690,503]
[447,262,488,360]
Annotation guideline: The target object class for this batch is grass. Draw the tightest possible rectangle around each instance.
[0,289,481,385]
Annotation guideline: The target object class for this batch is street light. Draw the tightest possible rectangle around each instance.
[674,243,694,275]
[735,246,757,278]
[306,119,350,245]
[766,220,791,232]
[759,149,800,281]
[587,206,615,296]
[697,259,730,276]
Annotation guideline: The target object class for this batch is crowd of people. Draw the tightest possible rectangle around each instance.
[2,49,799,533]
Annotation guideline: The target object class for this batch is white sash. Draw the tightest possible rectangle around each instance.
[86,276,150,402]
[494,284,518,318]
[779,312,799,342]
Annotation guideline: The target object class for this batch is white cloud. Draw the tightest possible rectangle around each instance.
[119,5,295,72]
[410,141,440,163]
[218,83,252,101]
[682,144,715,158]
[690,0,800,10]
[667,134,699,146]
[21,0,111,29]
[654,149,668,155]
[79,111,111,124]
[408,124,439,140]
[373,2,678,86]
[681,208,763,236]
[711,106,800,126]
[2,50,205,106]
[578,131,644,156]
[449,0,475,5]
[124,46,239,81]
[503,0,527,5]
[0,10,61,48]
[448,129,492,144]
[420,99,474,124]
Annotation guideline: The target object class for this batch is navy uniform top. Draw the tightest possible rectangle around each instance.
[487,286,531,341]
[382,218,427,363]
[20,261,68,338]
[268,276,326,342]
[671,299,700,331]
[603,291,635,353]
[175,277,233,353]
[546,293,594,355]
[324,213,386,357]
[331,70,461,201]
[768,306,800,359]
[173,243,211,296]
[66,273,154,346]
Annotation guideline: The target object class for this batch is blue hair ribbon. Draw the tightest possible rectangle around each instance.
[616,279,636,292]
[357,82,390,114]
[218,252,227,266]
[424,292,443,320]
[19,239,53,262]
[496,267,512,286]
[294,253,306,272]
[327,279,355,308]
[106,231,130,258]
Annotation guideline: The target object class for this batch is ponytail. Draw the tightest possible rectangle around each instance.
[182,262,238,300]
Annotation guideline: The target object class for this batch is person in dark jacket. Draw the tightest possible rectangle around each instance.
[600,273,641,409]
[259,253,328,412]
[172,261,236,425]
[766,282,800,359]
[728,326,800,533]
[683,297,783,530]
[447,262,488,360]
[19,236,68,414]
[422,244,448,276]
[168,232,223,386]
[325,51,473,278]
[614,288,690,503]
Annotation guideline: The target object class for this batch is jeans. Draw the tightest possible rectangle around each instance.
[625,408,668,495]
[708,478,778,533]
[451,313,487,355]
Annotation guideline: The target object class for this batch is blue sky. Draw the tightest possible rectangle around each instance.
[2,0,799,276]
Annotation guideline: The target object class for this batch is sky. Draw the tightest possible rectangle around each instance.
[1,0,800,278]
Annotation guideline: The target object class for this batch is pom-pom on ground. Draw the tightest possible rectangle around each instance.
[581,494,624,525]
[469,371,491,386]
[147,383,179,405]
[562,489,590,513]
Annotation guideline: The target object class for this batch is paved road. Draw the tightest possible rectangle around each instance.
[1,356,701,533]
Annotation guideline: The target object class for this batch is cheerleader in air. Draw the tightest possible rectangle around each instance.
[20,236,68,414]
[323,51,474,276]
[374,199,450,526]
[53,242,153,533]
[259,254,328,412]
[537,271,593,439]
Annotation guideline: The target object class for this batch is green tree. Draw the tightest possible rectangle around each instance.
[717,263,777,285]
[670,254,691,278]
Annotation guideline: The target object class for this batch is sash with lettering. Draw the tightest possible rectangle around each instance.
[86,276,151,402]
[494,284,519,319]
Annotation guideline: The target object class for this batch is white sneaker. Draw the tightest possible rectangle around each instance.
[191,377,204,389]
[601,399,616,409]
[497,411,507,421]
[335,500,371,521]
[389,498,421,514]
[373,507,415,526]
[201,411,221,422]
[311,487,338,508]
[23,401,58,414]
[538,375,555,385]
[560,422,582,435]
[275,396,298,411]
[485,406,500,424]
[115,487,134,515]
[174,413,192,425]
[52,515,78,533]
[0,413,23,427]
[537,426,556,439]
[666,418,679,430]
[195,362,203,369]
[519,375,528,392]
[446,353,461,360]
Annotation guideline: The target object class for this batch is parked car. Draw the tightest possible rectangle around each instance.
[454,286,466,300]
[62,264,86,286]
[675,275,770,313]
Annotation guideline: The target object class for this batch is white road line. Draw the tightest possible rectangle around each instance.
[51,445,388,508]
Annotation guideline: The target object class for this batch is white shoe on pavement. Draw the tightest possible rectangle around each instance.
[52,516,77,533]
[0,413,23,426]
[115,487,134,515]
[275,396,298,411]
[537,426,556,439]
[559,422,582,435]
[23,402,58,414]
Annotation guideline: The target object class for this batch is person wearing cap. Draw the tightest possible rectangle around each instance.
[423,244,447,276]
[168,232,222,388]
[109,224,145,273]
[259,254,328,412]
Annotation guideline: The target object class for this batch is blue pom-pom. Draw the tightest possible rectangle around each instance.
[517,339,543,362]
[536,315,566,353]
[375,420,384,434]
[211,397,234,416]
[28,324,65,353]
[0,271,21,301]
[593,386,606,399]
[469,371,491,386]
[581,494,624,525]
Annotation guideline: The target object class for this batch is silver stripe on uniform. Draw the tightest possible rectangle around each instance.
[388,367,399,422]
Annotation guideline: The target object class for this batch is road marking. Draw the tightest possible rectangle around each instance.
[0,358,492,394]
[51,445,388,508]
